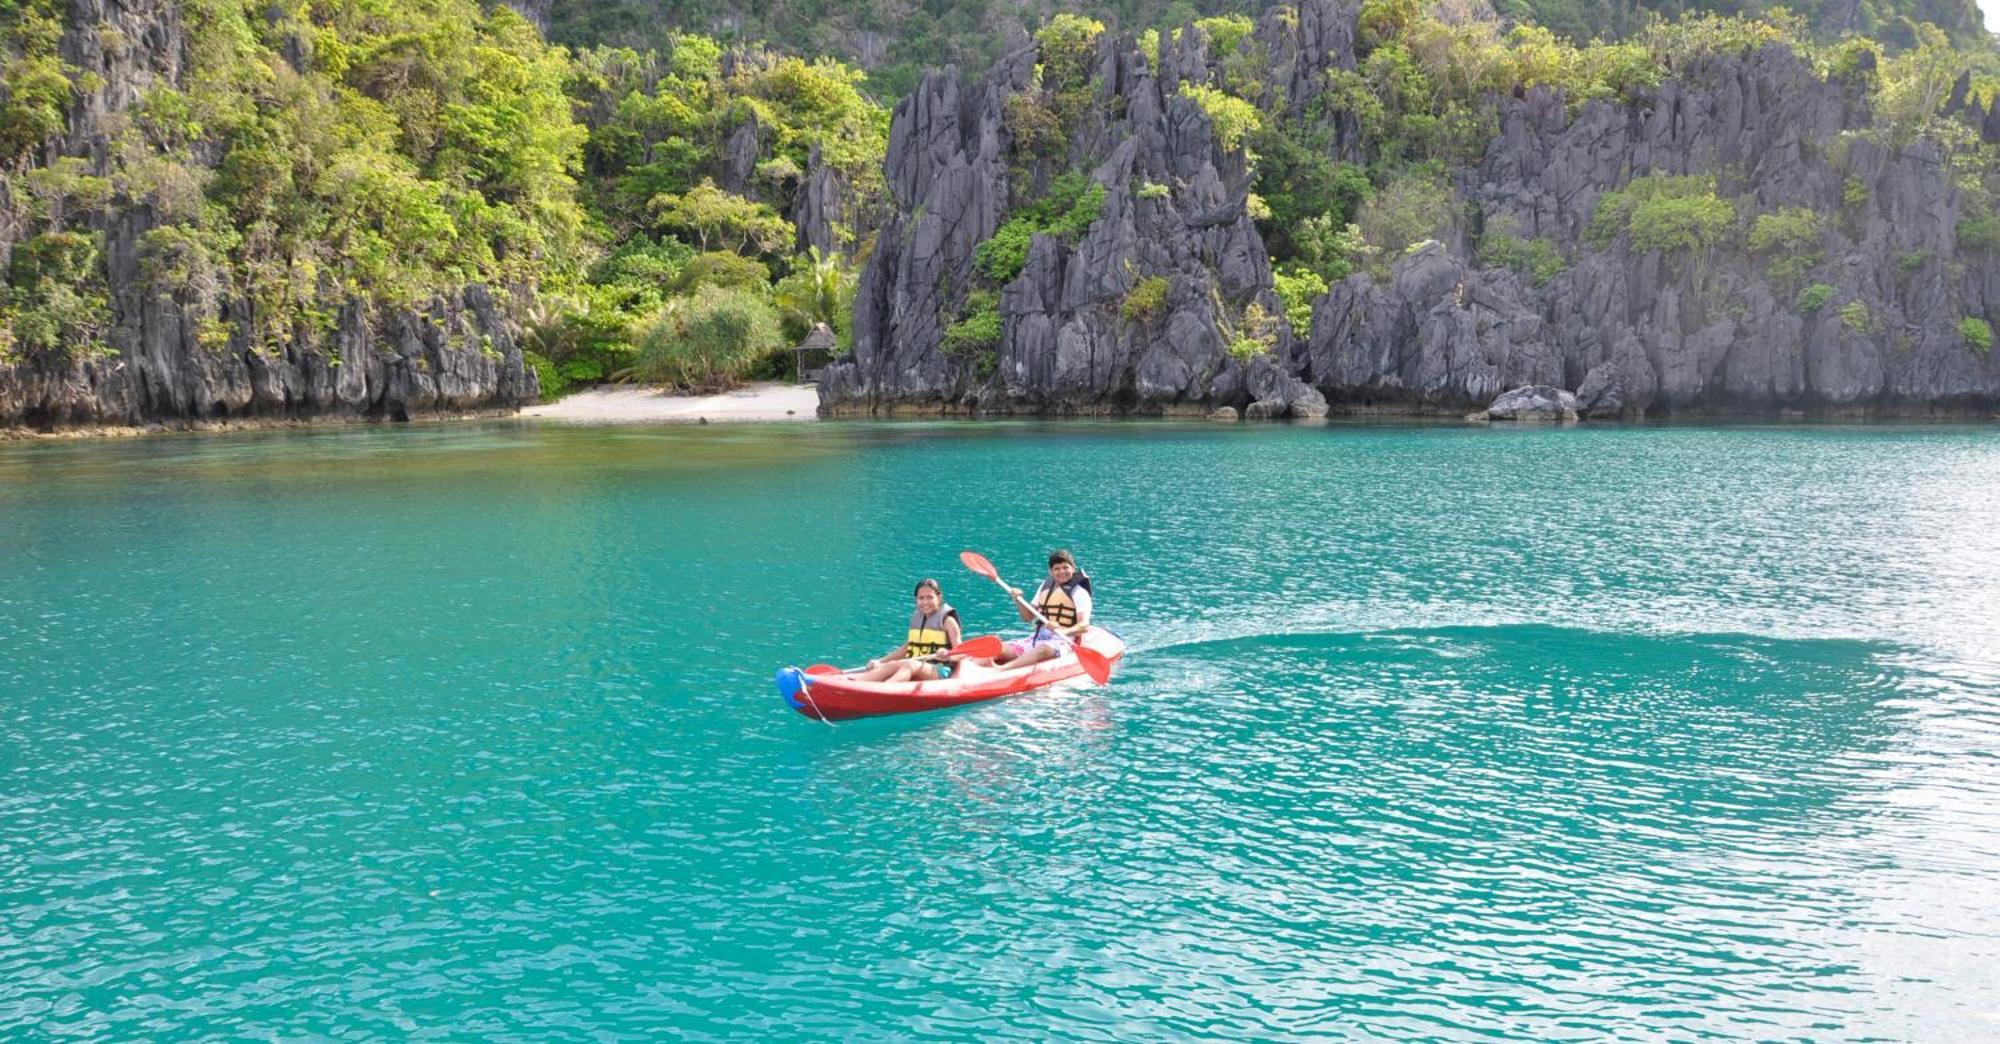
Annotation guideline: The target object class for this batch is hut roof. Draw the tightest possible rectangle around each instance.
[796,323,837,351]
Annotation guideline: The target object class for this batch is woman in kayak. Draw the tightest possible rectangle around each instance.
[993,549,1092,669]
[854,578,963,683]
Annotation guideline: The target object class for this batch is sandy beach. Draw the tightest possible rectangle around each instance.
[519,382,819,423]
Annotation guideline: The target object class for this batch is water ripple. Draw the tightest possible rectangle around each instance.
[2,422,1998,1038]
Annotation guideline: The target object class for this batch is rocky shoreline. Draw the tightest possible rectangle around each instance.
[0,407,528,441]
[0,288,539,433]
[9,384,1993,439]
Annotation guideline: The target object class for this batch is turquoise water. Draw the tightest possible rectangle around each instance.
[3,420,1998,1039]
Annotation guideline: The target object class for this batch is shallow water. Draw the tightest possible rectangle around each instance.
[3,420,1998,1039]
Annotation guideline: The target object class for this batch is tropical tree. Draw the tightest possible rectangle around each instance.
[620,284,785,388]
[650,179,793,253]
[772,246,856,346]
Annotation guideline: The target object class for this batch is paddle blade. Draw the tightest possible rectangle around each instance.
[948,634,1003,659]
[959,550,999,582]
[1075,644,1113,685]
[805,663,842,676]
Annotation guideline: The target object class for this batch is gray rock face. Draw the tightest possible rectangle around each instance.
[829,1,1996,419]
[1261,0,1363,157]
[790,143,850,255]
[499,0,551,32]
[821,3,1350,417]
[719,115,764,197]
[0,286,534,430]
[1299,243,1559,412]
[1305,44,1999,417]
[0,0,536,431]
[1484,384,1580,421]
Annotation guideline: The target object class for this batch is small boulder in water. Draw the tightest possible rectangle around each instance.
[1483,385,1579,423]
[1209,406,1239,421]
[1290,387,1329,418]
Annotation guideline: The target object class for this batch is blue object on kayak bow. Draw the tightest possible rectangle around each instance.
[775,667,807,710]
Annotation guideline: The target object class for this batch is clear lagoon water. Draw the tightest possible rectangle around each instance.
[3,420,1998,1040]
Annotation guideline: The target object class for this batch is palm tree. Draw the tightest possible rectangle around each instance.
[772,246,854,348]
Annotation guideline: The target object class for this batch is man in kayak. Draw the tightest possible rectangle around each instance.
[992,549,1092,669]
[854,578,963,683]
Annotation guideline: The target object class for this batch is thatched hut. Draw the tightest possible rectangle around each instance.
[792,323,836,383]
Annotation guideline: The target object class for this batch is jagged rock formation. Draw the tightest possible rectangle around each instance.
[0,286,534,430]
[708,53,878,258]
[1302,243,1559,410]
[819,23,1325,417]
[827,0,1999,419]
[1303,45,2000,416]
[0,1,536,432]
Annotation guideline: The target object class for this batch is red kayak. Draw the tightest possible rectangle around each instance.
[776,628,1125,721]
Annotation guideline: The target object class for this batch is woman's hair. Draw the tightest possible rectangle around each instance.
[913,577,942,596]
[1047,549,1075,567]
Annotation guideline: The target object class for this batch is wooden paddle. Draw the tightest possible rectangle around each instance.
[958,550,1113,685]
[807,634,1003,675]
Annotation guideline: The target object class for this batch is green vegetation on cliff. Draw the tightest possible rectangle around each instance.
[527,34,883,394]
[4,0,1998,397]
[4,0,586,361]
[541,0,1991,100]
[1195,6,1997,298]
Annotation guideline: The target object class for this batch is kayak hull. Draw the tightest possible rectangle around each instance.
[778,628,1124,721]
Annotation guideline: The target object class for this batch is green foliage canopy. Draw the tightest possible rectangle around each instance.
[1588,175,1735,254]
[624,283,785,387]
[1960,315,1992,352]
[942,289,1002,355]
[1122,276,1171,323]
[974,174,1105,284]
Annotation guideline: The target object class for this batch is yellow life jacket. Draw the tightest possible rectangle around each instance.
[906,605,959,657]
[1035,578,1085,629]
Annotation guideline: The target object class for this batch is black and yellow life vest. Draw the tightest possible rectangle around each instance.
[1033,574,1091,629]
[906,605,959,657]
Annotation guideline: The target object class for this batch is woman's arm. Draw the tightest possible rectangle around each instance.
[871,642,911,666]
[944,614,963,647]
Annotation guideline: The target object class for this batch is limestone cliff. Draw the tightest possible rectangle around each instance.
[825,0,2000,418]
[0,0,536,432]
[820,27,1325,417]
[1303,46,2000,416]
